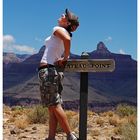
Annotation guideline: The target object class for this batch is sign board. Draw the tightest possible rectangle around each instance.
[65,59,115,72]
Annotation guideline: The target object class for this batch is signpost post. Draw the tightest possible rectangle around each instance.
[64,53,115,140]
[79,52,89,140]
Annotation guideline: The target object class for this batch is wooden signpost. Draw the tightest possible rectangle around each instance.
[65,58,115,72]
[64,52,115,140]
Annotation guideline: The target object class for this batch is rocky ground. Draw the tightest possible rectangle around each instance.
[3,105,136,140]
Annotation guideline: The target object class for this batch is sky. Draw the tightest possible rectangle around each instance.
[3,0,137,60]
[0,1,140,138]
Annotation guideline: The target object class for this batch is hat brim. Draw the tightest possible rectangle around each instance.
[65,9,71,20]
[65,8,79,27]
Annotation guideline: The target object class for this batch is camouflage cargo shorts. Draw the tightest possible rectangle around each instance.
[38,66,63,106]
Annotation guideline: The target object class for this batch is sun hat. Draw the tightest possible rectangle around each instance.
[65,9,79,27]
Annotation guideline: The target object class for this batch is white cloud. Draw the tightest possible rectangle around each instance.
[3,35,37,54]
[3,35,15,49]
[105,36,112,42]
[3,35,15,44]
[119,49,126,54]
[35,37,42,42]
[13,45,36,54]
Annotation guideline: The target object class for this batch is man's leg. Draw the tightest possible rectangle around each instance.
[48,106,58,139]
[52,104,78,140]
[52,104,71,134]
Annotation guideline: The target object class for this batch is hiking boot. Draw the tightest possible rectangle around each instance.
[67,132,78,140]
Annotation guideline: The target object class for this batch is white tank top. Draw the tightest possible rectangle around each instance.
[41,26,69,65]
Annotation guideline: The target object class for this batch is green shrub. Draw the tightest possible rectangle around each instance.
[27,105,48,124]
[115,104,137,140]
[116,104,137,117]
[11,106,24,111]
[120,122,137,140]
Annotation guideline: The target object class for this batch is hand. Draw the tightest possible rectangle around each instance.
[54,57,67,67]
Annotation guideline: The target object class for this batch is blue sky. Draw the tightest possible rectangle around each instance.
[3,0,137,60]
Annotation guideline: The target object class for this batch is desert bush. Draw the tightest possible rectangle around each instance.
[100,111,114,118]
[109,116,119,127]
[27,105,48,124]
[87,110,95,116]
[69,115,79,130]
[66,110,79,131]
[106,111,114,117]
[66,110,77,119]
[114,113,137,140]
[11,106,24,111]
[120,122,137,140]
[128,115,137,125]
[9,116,16,123]
[96,117,104,126]
[12,110,23,117]
[15,118,29,129]
[56,111,79,133]
[3,105,11,114]
[116,104,136,117]
[90,129,100,137]
[113,127,122,135]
